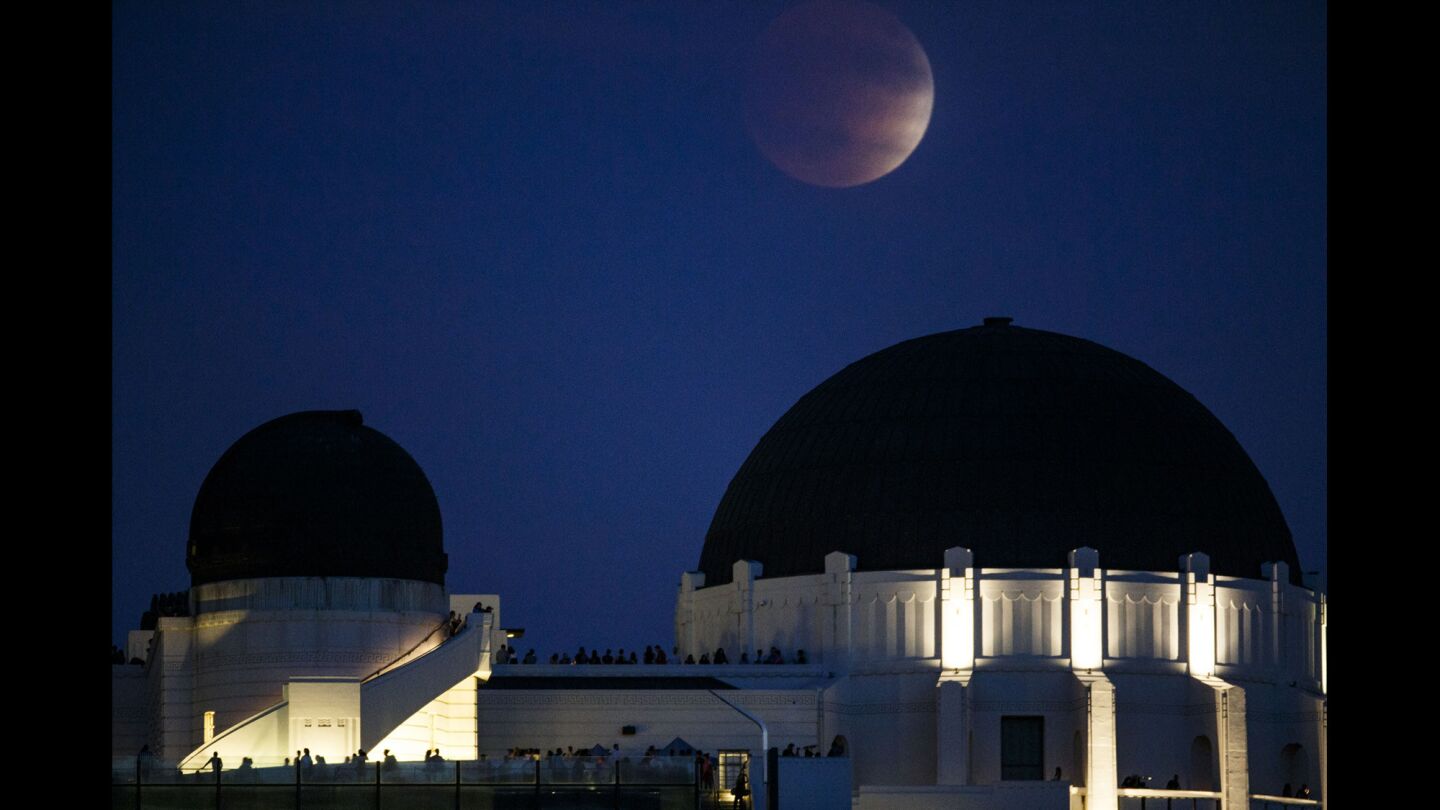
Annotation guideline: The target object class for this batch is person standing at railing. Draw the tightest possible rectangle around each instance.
[206,752,223,773]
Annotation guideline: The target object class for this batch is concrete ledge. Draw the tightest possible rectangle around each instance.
[860,781,1070,810]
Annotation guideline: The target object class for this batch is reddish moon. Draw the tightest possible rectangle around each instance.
[745,0,934,188]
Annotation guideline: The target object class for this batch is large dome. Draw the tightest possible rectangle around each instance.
[700,320,1300,586]
[187,410,447,586]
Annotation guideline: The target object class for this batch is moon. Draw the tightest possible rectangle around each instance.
[745,0,934,188]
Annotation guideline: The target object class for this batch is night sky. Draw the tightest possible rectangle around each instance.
[112,2,1327,655]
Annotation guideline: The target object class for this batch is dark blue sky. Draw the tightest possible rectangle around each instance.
[112,1,1327,653]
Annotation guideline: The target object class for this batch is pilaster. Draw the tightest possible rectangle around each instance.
[940,547,974,670]
[1068,547,1103,670]
[732,560,763,660]
[823,552,855,669]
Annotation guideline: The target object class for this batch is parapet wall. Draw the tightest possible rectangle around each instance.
[676,550,1324,689]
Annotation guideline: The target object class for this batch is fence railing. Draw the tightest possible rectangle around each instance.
[1116,788,1221,810]
[112,755,700,809]
[1250,795,1320,809]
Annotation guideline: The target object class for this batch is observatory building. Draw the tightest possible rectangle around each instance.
[112,320,1327,809]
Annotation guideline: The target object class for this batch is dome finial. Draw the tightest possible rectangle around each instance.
[983,316,1013,327]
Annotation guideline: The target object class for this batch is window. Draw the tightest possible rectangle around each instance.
[1001,716,1044,780]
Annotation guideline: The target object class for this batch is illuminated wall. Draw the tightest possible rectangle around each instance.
[672,547,1327,806]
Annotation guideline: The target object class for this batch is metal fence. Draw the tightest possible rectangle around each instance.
[112,756,699,810]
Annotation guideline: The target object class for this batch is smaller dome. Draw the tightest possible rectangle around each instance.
[187,410,447,586]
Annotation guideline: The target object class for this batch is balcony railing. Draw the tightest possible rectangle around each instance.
[111,755,699,809]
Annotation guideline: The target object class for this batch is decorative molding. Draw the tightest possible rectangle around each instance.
[1107,593,1178,606]
[1112,701,1221,718]
[1247,710,1324,724]
[822,700,934,716]
[969,699,1085,714]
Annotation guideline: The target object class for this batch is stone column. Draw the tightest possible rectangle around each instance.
[1075,672,1117,810]
[823,552,855,669]
[1180,553,1216,677]
[935,675,972,785]
[1262,561,1289,676]
[676,572,705,659]
[733,560,763,661]
[1218,683,1250,808]
[1319,698,1328,810]
[1068,547,1103,670]
[939,547,974,670]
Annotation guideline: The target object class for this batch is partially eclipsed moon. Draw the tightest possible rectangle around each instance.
[745,0,934,188]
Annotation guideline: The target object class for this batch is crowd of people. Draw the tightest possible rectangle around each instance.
[494,645,811,666]
[139,590,191,631]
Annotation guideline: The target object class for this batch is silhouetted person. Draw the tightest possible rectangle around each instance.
[1297,785,1311,799]
[699,652,711,664]
[384,749,398,770]
[685,653,696,664]
[523,648,536,664]
[732,764,750,809]
[1282,783,1292,797]
[644,645,655,664]
[655,647,668,664]
[714,647,729,664]
[207,752,223,773]
[577,646,588,663]
[603,649,614,664]
[589,650,601,664]
[796,649,807,664]
[782,743,796,756]
[740,651,749,663]
[767,646,783,664]
[629,650,637,664]
[1054,766,1062,780]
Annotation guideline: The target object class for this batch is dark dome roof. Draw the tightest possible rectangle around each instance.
[700,321,1300,586]
[187,410,447,586]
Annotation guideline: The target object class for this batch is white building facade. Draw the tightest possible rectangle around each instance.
[112,322,1326,809]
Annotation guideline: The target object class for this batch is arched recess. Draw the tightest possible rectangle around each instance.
[1281,743,1309,793]
[1189,735,1215,791]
